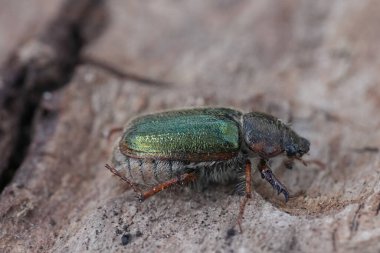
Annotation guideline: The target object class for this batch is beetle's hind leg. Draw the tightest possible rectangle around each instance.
[140,172,197,201]
[105,164,145,200]
[235,159,253,233]
[258,159,289,201]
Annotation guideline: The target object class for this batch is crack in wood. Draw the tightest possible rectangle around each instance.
[0,0,107,192]
[332,227,338,252]
[350,203,364,234]
[80,57,171,87]
[350,146,379,154]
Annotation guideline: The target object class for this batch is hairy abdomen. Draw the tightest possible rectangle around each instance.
[112,145,244,187]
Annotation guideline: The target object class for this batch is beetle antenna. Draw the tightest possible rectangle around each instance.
[295,157,307,166]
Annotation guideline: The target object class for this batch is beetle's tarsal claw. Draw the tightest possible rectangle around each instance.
[260,169,289,202]
[283,191,289,202]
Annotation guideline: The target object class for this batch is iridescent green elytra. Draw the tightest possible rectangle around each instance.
[120,108,242,161]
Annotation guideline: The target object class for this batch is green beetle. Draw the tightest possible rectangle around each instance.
[106,108,310,226]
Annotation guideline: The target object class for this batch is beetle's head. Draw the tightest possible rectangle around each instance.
[243,112,310,159]
[283,131,310,158]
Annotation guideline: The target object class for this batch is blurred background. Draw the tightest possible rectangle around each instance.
[0,1,379,252]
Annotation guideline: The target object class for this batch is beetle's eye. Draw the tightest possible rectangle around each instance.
[286,146,297,157]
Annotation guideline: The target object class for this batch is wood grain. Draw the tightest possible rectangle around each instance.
[1,1,380,252]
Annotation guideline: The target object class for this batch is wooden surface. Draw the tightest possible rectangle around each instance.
[1,1,380,252]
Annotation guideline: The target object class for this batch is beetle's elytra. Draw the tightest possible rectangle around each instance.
[106,107,310,229]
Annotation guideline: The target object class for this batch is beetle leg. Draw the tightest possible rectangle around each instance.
[105,164,144,200]
[236,160,252,233]
[140,173,197,201]
[258,159,289,201]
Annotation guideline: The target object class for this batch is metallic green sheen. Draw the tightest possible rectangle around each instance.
[121,108,242,160]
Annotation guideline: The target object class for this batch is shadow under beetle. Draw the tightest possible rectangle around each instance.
[106,108,310,231]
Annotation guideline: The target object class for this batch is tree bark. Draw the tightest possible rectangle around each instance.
[1,1,380,252]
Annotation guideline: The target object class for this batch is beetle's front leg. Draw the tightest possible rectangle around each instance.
[258,159,289,202]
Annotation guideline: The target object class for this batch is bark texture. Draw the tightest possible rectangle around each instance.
[1,1,380,252]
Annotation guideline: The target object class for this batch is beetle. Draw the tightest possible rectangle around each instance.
[106,107,310,229]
